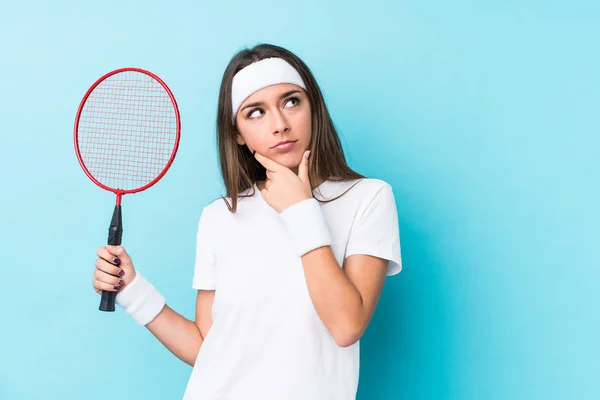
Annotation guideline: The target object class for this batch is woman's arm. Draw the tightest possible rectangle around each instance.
[96,246,216,367]
[301,247,387,348]
[146,290,215,366]
[250,152,397,348]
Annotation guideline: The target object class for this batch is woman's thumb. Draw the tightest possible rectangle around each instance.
[105,245,131,263]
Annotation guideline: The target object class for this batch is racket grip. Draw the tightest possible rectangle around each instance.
[99,204,123,312]
[99,291,117,312]
[107,204,123,247]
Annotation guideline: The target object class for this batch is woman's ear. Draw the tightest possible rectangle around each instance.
[235,132,246,146]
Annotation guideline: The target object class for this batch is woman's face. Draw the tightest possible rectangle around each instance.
[235,83,312,173]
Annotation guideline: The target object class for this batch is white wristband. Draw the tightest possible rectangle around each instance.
[279,198,332,257]
[116,271,165,326]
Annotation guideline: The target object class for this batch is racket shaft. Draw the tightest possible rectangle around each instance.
[108,205,123,246]
[99,205,122,312]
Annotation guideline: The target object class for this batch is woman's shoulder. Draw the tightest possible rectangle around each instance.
[201,195,236,217]
[199,187,258,219]
[352,177,393,192]
[318,176,393,202]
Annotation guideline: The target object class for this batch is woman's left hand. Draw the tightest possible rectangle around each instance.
[253,150,313,213]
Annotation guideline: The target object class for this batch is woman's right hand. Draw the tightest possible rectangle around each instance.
[92,245,137,295]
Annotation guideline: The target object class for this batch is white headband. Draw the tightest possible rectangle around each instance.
[231,57,306,124]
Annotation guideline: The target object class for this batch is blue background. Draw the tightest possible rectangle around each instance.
[0,1,598,399]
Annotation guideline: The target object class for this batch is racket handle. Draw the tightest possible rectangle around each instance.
[99,204,123,312]
[99,291,117,312]
[107,204,123,246]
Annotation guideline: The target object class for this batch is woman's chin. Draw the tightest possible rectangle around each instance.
[271,151,303,169]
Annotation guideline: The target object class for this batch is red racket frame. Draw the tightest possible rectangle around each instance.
[73,67,181,205]
[74,67,181,312]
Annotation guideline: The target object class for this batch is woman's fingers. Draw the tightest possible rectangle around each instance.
[93,258,125,295]
[94,267,124,286]
[93,245,136,295]
[101,245,132,266]
[95,257,123,277]
[92,275,123,294]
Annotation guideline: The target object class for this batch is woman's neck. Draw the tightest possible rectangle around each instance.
[256,176,326,192]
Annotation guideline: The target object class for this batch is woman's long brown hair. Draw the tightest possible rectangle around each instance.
[216,43,365,212]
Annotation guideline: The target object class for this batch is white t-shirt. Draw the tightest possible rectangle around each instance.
[183,177,402,400]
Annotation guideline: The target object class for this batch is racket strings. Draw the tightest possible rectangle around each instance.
[77,70,178,191]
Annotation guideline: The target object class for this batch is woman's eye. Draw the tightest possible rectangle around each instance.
[284,96,300,108]
[247,108,263,119]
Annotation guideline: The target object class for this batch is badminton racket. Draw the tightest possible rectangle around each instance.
[74,67,181,312]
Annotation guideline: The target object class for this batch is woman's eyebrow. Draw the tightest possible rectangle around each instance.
[240,90,301,111]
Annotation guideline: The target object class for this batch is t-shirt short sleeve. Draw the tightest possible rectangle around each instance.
[192,206,218,290]
[345,183,402,276]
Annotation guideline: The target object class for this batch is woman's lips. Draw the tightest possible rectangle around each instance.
[272,141,297,151]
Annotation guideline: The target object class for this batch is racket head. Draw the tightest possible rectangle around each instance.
[74,67,181,198]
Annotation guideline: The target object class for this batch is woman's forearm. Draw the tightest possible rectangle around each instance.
[301,246,364,347]
[146,305,203,366]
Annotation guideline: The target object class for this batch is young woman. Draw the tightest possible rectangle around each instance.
[91,43,402,399]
